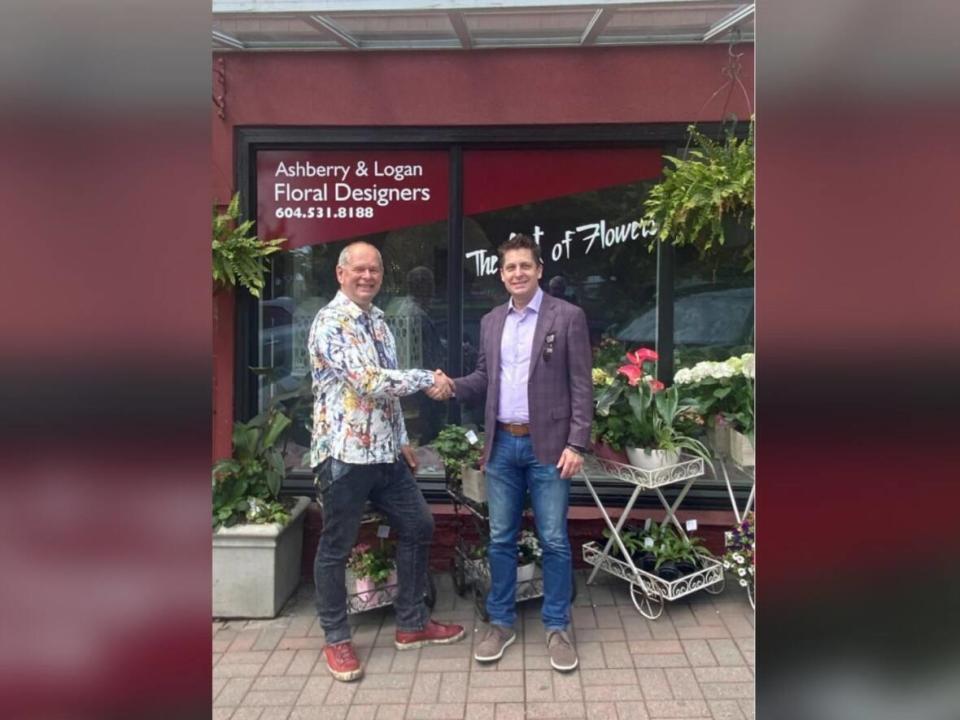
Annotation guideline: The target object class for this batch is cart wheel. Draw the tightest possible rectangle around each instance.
[451,556,467,597]
[424,570,437,609]
[630,585,664,620]
[705,574,726,595]
[473,579,490,623]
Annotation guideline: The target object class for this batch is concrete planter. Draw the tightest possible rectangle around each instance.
[213,496,311,618]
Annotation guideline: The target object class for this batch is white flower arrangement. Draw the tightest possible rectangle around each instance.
[674,353,754,385]
[722,512,755,596]
[518,529,542,565]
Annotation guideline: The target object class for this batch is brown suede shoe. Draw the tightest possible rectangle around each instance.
[474,624,516,663]
[546,629,578,672]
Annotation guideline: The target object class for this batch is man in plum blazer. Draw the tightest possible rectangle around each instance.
[431,233,592,672]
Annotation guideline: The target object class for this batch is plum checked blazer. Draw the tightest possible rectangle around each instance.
[453,290,594,468]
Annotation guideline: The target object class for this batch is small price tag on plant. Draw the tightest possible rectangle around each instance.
[465,429,479,445]
[685,519,698,532]
[376,524,391,539]
[644,518,652,531]
[644,537,655,549]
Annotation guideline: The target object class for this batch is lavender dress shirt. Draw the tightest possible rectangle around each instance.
[496,287,544,424]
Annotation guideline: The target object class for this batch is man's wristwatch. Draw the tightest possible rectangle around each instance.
[565,444,585,455]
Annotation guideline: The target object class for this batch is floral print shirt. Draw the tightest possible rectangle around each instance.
[308,291,434,467]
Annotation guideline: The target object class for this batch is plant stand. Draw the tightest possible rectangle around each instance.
[580,456,724,620]
[314,499,437,615]
[445,480,576,622]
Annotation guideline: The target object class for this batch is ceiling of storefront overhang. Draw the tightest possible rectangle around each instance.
[212,1,754,52]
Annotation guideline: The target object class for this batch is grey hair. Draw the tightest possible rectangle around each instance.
[338,242,382,268]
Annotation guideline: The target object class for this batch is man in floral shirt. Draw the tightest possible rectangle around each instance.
[308,241,463,682]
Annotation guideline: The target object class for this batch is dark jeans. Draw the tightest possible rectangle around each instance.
[314,458,434,645]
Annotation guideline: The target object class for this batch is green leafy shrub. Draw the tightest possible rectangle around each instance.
[212,406,292,529]
[433,425,483,481]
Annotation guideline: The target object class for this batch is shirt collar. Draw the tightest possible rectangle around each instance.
[509,286,543,315]
[333,290,384,320]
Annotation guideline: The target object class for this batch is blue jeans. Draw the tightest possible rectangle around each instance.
[484,428,572,631]
[314,459,434,644]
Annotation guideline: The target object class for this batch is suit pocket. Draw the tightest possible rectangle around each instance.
[551,406,571,420]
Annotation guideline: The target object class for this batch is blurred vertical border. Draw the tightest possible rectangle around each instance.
[757,0,960,718]
[0,1,211,719]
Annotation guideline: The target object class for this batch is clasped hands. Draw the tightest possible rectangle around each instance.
[425,369,455,400]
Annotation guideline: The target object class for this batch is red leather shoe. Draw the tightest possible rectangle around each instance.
[323,641,363,682]
[395,619,466,650]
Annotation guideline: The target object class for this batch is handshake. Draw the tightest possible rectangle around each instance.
[426,369,455,401]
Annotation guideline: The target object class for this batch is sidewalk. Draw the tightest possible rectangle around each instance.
[213,570,755,720]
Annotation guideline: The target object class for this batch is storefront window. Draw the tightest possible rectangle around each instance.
[248,140,753,479]
[255,150,450,471]
[460,148,664,424]
[671,239,754,369]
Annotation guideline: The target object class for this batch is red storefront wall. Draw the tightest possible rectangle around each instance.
[211,44,755,460]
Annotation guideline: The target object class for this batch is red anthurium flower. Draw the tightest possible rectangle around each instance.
[627,348,658,366]
[617,363,642,386]
[649,379,665,392]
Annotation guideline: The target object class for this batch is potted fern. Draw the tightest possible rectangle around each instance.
[643,120,754,270]
[212,193,286,298]
[212,405,310,618]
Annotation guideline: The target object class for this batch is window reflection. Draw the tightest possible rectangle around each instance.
[258,222,449,473]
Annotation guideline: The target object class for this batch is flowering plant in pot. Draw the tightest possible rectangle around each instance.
[595,348,712,470]
[517,529,542,582]
[590,366,631,462]
[723,512,755,604]
[347,542,397,601]
[674,352,754,463]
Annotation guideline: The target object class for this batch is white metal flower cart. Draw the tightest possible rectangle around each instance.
[580,454,725,620]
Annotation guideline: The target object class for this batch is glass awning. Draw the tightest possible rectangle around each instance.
[213,1,754,52]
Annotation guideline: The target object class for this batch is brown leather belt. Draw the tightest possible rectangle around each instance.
[498,422,530,436]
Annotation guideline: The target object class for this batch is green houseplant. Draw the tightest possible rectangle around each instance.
[434,425,482,481]
[212,192,287,298]
[212,405,311,618]
[642,121,755,270]
[652,526,712,580]
[434,425,484,501]
[212,405,293,529]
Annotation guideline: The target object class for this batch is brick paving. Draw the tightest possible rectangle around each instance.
[213,570,755,719]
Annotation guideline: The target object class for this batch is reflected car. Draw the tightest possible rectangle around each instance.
[615,286,754,348]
